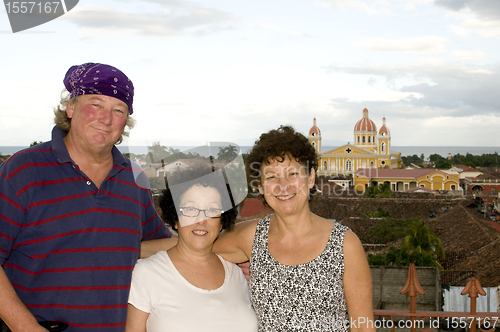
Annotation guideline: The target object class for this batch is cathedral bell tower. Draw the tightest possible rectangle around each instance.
[378,117,391,155]
[308,118,321,154]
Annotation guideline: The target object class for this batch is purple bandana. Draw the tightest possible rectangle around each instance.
[63,63,135,114]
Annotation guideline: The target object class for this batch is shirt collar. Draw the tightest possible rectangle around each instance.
[51,126,128,168]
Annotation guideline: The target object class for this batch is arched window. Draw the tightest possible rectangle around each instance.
[362,160,366,168]
[324,160,328,170]
[331,160,336,170]
[357,136,360,143]
[368,136,371,143]
[346,160,352,171]
[381,142,385,152]
[370,161,374,168]
[362,136,365,143]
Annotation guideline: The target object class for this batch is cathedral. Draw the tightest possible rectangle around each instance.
[308,108,402,176]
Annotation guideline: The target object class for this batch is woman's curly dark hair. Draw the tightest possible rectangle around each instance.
[159,163,238,232]
[245,125,318,200]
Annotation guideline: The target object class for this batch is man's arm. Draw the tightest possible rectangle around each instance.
[140,236,178,259]
[0,266,48,332]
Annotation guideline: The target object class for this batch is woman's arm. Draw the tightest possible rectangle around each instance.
[343,230,376,332]
[125,304,149,332]
[212,219,258,263]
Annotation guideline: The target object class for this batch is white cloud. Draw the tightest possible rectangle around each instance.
[319,0,381,14]
[255,23,311,37]
[450,50,486,61]
[457,17,500,38]
[63,3,239,39]
[354,36,448,55]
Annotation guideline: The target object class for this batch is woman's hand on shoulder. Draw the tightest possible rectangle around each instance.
[213,218,258,264]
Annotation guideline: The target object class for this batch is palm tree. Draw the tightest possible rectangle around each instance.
[401,221,445,260]
[217,145,238,161]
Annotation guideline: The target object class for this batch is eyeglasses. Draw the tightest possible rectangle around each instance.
[179,207,223,218]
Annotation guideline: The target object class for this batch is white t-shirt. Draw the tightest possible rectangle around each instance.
[128,251,258,332]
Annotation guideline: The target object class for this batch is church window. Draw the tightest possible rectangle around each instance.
[370,161,374,168]
[357,136,360,143]
[324,161,328,170]
[312,133,315,136]
[362,136,365,143]
[346,160,352,171]
[368,136,371,143]
[362,161,366,168]
[381,142,385,152]
[331,160,336,170]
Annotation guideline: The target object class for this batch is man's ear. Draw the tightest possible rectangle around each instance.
[66,101,75,119]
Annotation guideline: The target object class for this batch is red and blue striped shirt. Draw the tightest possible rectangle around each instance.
[0,126,171,331]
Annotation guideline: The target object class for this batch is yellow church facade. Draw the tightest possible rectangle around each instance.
[353,168,460,192]
[309,108,403,176]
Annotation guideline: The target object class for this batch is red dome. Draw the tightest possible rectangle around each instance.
[309,118,321,136]
[354,108,376,132]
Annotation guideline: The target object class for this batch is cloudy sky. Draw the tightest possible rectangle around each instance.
[1,0,499,151]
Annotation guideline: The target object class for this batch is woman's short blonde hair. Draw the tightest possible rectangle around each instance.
[53,89,136,145]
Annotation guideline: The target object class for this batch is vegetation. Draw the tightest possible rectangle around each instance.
[363,182,392,198]
[402,221,445,260]
[367,220,445,268]
[402,152,499,169]
[363,207,391,219]
[30,141,42,147]
[364,216,416,244]
[217,145,238,161]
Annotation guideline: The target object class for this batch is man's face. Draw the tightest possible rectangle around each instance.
[66,94,128,150]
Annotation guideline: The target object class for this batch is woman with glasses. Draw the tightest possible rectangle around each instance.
[213,126,375,332]
[125,164,257,332]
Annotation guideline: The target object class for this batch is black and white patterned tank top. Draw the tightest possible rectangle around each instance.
[249,214,349,332]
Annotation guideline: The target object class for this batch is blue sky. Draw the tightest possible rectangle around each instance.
[1,0,499,150]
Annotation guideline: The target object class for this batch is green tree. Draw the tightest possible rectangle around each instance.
[148,177,164,190]
[30,140,42,147]
[363,207,391,219]
[367,253,386,266]
[217,145,238,161]
[401,221,445,260]
[363,182,392,198]
[147,142,171,164]
[436,160,451,169]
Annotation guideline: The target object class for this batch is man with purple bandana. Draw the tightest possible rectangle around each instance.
[0,63,177,331]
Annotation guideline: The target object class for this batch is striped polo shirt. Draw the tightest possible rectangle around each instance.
[0,126,171,331]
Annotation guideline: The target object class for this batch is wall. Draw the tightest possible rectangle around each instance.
[371,266,441,311]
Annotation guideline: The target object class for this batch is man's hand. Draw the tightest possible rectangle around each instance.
[140,236,178,259]
[238,261,250,284]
